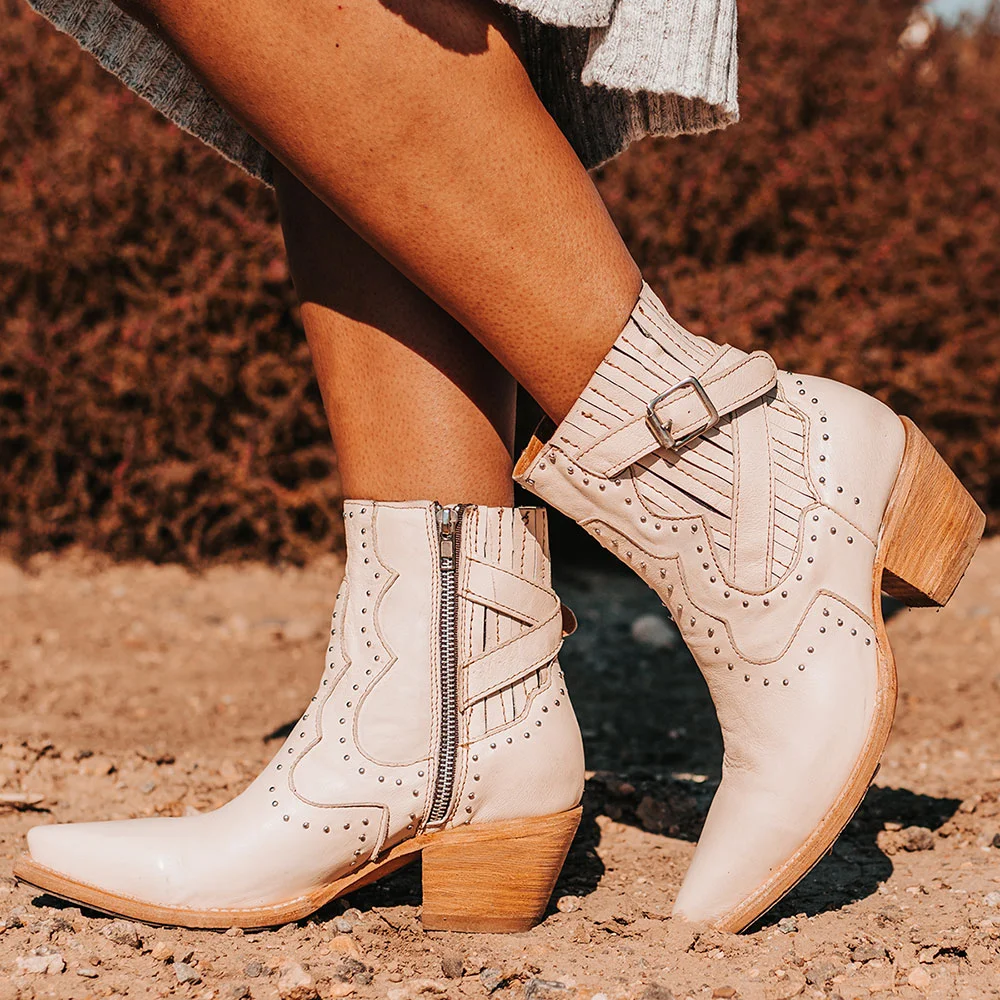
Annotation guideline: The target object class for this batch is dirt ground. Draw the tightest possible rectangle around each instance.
[2,538,1000,1000]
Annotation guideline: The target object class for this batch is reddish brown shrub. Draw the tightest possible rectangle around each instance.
[1,0,341,563]
[1,0,998,565]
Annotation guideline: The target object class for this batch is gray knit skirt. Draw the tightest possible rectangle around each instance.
[23,0,739,184]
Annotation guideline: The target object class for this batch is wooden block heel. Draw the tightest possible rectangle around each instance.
[880,417,985,607]
[420,807,582,933]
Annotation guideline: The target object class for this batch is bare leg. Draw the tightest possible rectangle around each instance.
[128,0,642,421]
[273,161,515,506]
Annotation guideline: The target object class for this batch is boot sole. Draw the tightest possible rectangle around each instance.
[712,416,985,932]
[13,806,582,933]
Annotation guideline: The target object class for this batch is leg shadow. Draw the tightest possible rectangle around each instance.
[752,785,962,928]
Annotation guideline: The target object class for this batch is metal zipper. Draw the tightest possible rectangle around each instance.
[427,503,464,824]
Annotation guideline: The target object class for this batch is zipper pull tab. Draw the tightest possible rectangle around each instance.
[438,506,456,561]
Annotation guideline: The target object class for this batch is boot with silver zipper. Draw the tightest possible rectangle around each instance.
[15,500,585,932]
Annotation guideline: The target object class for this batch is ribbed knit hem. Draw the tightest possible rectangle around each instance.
[510,10,737,171]
[583,0,738,113]
[503,0,738,167]
[503,0,617,29]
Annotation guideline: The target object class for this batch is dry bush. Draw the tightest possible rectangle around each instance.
[1,0,998,566]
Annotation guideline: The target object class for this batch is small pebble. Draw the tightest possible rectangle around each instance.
[639,987,674,1000]
[805,960,842,986]
[630,614,678,650]
[387,979,447,1000]
[328,985,357,999]
[277,960,319,1000]
[524,979,569,999]
[850,942,886,963]
[102,919,143,948]
[480,969,507,993]
[76,966,100,979]
[15,953,65,975]
[174,962,202,985]
[897,826,935,852]
[281,619,321,643]
[150,941,174,962]
[440,948,464,979]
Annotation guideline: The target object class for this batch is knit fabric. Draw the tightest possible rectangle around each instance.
[23,0,738,184]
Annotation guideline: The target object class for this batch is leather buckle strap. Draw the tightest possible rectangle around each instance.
[574,348,778,479]
[646,376,719,452]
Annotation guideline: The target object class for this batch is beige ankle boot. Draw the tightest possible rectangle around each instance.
[16,502,585,932]
[514,281,984,932]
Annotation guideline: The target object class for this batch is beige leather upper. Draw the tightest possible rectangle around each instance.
[26,502,584,911]
[515,281,906,925]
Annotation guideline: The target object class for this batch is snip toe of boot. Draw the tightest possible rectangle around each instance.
[25,818,182,903]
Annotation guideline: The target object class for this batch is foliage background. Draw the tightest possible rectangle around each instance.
[1,0,998,564]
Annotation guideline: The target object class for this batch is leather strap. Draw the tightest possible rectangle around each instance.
[461,557,565,707]
[575,348,778,479]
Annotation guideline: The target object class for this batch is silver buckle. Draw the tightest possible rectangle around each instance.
[645,376,719,451]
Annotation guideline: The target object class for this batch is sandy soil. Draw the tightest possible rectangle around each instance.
[2,539,1000,1000]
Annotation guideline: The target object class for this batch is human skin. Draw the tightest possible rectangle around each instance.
[118,0,643,423]
[273,160,517,506]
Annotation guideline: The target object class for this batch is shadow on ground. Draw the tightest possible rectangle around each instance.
[756,785,962,926]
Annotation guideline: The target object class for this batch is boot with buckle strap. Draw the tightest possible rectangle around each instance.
[15,501,585,932]
[514,280,984,931]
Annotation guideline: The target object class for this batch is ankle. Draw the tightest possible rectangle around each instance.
[530,265,644,424]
